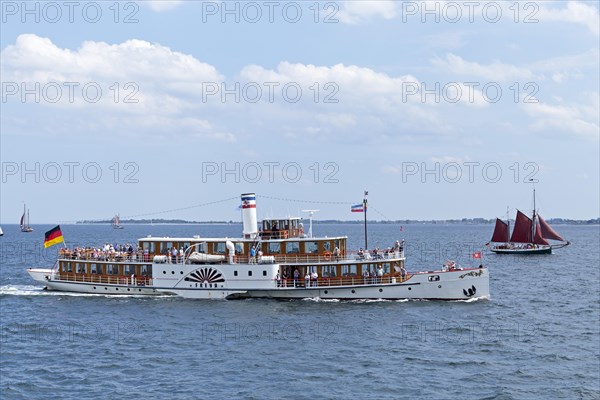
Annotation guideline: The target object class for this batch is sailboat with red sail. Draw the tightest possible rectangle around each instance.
[488,189,569,254]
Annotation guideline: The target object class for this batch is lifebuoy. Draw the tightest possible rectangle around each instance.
[323,251,331,261]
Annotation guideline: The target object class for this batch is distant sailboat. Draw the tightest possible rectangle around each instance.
[112,214,124,229]
[20,204,33,232]
[0,226,4,236]
[488,188,569,254]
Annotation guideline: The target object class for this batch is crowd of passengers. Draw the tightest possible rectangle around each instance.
[59,243,146,261]
[357,240,404,260]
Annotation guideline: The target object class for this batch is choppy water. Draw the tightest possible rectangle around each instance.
[1,223,598,399]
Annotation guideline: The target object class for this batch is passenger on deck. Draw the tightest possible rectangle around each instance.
[293,268,299,287]
[311,271,318,287]
[362,269,369,284]
[282,270,288,287]
[305,272,310,288]
[250,247,256,264]
[333,246,340,261]
[276,272,281,287]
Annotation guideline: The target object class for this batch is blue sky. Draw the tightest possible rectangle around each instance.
[1,0,598,224]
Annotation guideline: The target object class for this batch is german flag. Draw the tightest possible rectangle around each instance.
[44,225,64,248]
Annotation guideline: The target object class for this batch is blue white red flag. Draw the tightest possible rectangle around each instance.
[351,204,365,213]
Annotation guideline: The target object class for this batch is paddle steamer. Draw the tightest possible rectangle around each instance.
[28,193,489,300]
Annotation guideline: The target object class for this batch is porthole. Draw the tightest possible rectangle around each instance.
[105,287,108,290]
[180,271,183,274]
[116,288,119,291]
[138,289,142,292]
[408,287,412,290]
[248,271,253,276]
[352,289,355,294]
[172,271,175,274]
[324,290,328,294]
[93,286,97,289]
[163,271,166,274]
[234,271,238,276]
[127,288,130,291]
[379,288,383,293]
[263,270,267,276]
[438,285,442,288]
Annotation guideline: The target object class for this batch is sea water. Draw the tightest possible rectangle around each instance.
[1,223,598,399]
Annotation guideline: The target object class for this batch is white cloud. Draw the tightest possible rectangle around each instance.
[539,1,600,35]
[522,97,600,140]
[431,53,536,82]
[337,0,398,24]
[146,1,183,12]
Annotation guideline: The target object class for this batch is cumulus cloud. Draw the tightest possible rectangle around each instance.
[431,53,537,82]
[337,0,398,24]
[146,1,183,12]
[522,98,600,140]
[538,1,600,35]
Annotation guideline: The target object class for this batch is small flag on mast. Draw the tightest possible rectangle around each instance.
[351,204,366,213]
[44,225,64,248]
[472,251,482,259]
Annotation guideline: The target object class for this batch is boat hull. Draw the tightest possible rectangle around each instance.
[490,246,552,255]
[28,266,489,301]
[27,268,163,295]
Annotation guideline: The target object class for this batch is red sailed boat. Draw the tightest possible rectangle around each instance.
[488,189,570,255]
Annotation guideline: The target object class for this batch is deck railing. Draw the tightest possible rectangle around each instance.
[55,273,152,286]
[59,250,405,266]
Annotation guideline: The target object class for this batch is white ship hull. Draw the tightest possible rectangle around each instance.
[29,265,489,301]
[27,268,163,295]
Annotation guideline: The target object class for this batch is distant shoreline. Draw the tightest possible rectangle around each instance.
[75,218,599,225]
[2,219,597,226]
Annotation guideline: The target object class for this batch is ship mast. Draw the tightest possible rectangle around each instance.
[506,206,510,243]
[363,191,368,250]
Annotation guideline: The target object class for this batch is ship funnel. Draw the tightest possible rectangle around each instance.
[241,193,258,238]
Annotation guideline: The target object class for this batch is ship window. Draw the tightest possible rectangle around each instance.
[96,265,103,275]
[90,264,97,274]
[428,275,440,282]
[322,265,336,277]
[61,263,68,272]
[234,271,238,276]
[67,263,73,273]
[124,265,135,275]
[286,242,299,254]
[263,270,267,276]
[235,242,245,254]
[76,263,85,273]
[267,242,280,254]
[141,265,152,276]
[160,242,172,253]
[107,264,119,275]
[305,241,318,254]
[323,242,331,252]
[361,264,370,274]
[342,265,357,276]
[214,242,227,254]
[248,271,252,276]
[383,263,391,274]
